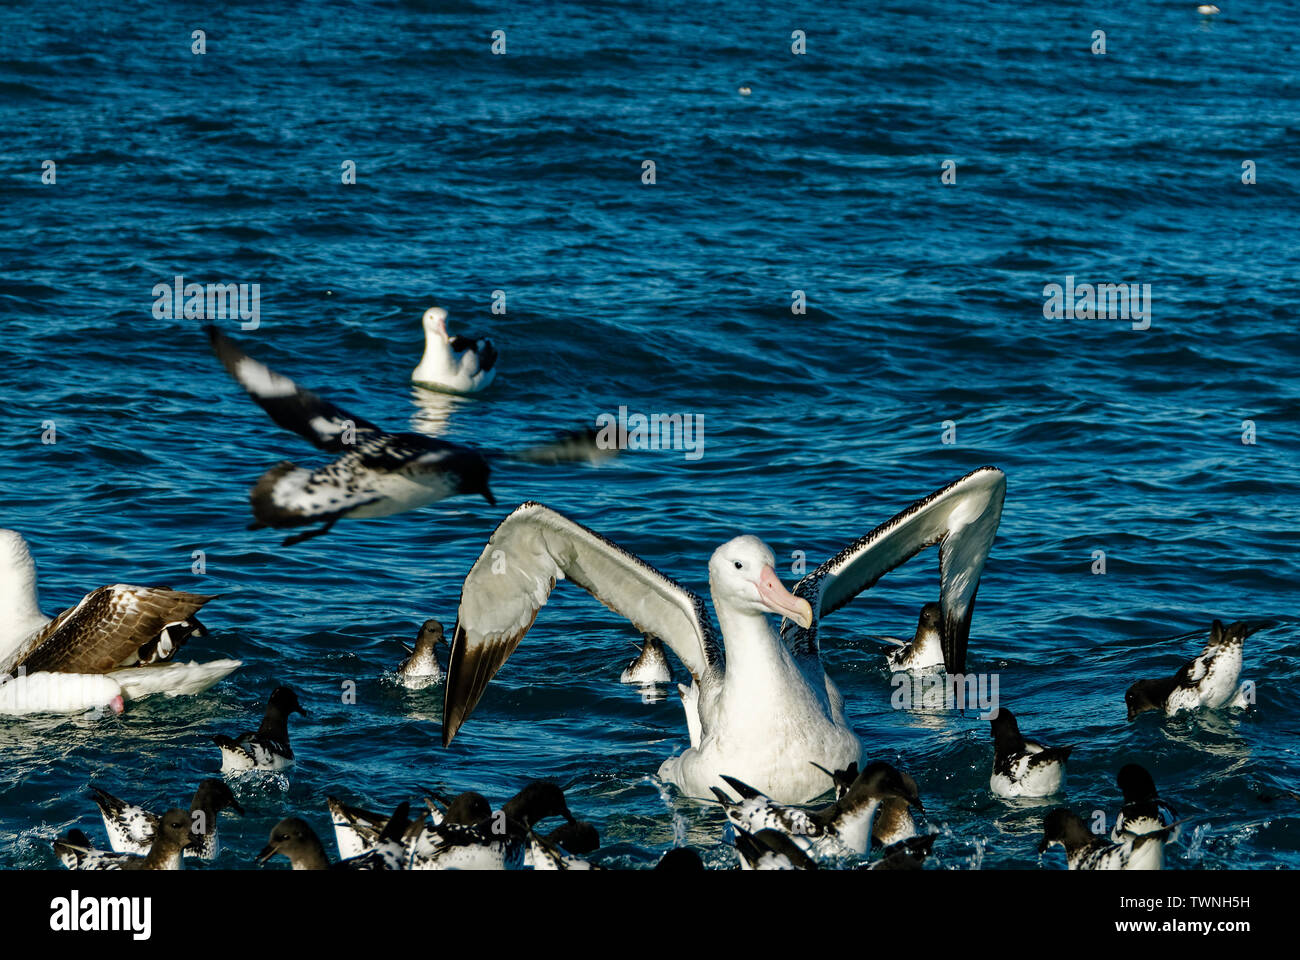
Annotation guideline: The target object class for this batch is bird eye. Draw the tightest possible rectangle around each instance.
[733,561,743,569]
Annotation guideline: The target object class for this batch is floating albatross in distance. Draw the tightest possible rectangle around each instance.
[0,530,240,715]
[412,307,498,394]
[441,466,1006,804]
[207,326,608,545]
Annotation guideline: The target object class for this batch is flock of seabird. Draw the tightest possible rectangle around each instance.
[0,308,1262,870]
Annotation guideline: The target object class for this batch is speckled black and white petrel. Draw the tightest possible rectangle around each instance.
[619,635,672,684]
[214,685,305,772]
[208,326,495,545]
[208,326,606,545]
[408,781,585,871]
[1125,619,1257,721]
[259,804,414,870]
[0,529,238,712]
[1110,764,1180,842]
[882,602,946,672]
[989,708,1072,798]
[1040,808,1175,870]
[327,792,471,859]
[528,828,600,870]
[54,809,193,871]
[412,307,498,394]
[91,779,243,860]
[863,833,937,871]
[732,825,819,870]
[711,761,922,860]
[814,761,922,846]
[397,619,444,689]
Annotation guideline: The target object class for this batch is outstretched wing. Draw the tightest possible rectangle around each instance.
[782,467,1005,673]
[442,502,722,745]
[207,325,384,452]
[19,586,216,674]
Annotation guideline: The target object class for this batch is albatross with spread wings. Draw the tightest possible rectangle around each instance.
[441,466,1006,804]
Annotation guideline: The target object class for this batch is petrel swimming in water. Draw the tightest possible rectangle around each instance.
[91,779,243,860]
[397,619,444,689]
[1040,808,1178,871]
[1125,619,1258,721]
[207,326,608,545]
[214,684,306,773]
[1110,764,1180,843]
[989,708,1072,798]
[711,761,922,861]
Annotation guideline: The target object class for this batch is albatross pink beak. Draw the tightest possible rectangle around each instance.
[757,566,813,629]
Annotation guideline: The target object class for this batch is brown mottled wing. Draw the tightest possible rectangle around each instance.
[18,586,215,673]
[781,466,1006,674]
[442,502,721,746]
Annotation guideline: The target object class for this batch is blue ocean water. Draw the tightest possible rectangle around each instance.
[1,1,1297,870]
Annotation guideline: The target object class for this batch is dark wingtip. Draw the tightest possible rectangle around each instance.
[719,775,761,800]
[441,708,460,748]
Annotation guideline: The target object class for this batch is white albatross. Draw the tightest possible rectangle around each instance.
[0,530,240,716]
[412,307,498,394]
[441,466,1006,804]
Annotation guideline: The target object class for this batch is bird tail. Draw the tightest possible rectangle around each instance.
[719,774,765,801]
[378,803,413,844]
[87,786,120,816]
[499,427,617,465]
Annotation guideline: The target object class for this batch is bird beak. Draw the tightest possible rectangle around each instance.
[256,844,277,864]
[757,566,813,628]
[1037,837,1050,854]
[481,485,497,506]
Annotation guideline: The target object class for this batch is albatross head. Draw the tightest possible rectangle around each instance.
[707,536,813,629]
[422,307,449,341]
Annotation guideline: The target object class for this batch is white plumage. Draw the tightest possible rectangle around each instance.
[441,468,1006,804]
